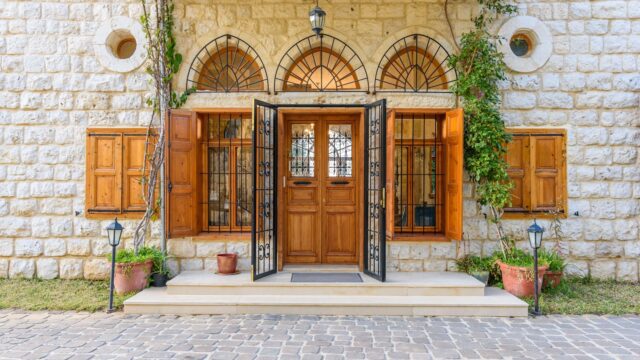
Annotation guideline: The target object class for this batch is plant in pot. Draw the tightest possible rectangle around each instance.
[540,249,565,289]
[216,252,238,275]
[496,248,548,298]
[455,255,492,285]
[110,247,154,295]
[149,247,170,287]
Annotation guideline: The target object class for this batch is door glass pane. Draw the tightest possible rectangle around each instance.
[289,123,315,177]
[328,124,353,177]
[209,113,252,139]
[395,115,437,140]
[394,146,408,227]
[208,147,230,226]
[412,146,436,227]
[236,146,253,227]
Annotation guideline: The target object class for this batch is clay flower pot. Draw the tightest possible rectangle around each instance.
[114,260,152,295]
[217,253,238,274]
[543,270,563,289]
[498,261,547,298]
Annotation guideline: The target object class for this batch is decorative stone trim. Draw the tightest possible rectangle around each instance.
[94,16,147,73]
[497,16,553,73]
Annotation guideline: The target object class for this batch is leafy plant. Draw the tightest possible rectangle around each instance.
[447,0,517,257]
[495,248,548,268]
[147,247,171,275]
[539,249,566,272]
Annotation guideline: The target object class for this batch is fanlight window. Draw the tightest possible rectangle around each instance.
[375,34,456,93]
[275,34,369,93]
[186,35,268,92]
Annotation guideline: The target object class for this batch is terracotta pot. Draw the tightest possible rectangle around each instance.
[217,253,238,274]
[498,261,547,298]
[543,270,563,289]
[114,260,152,295]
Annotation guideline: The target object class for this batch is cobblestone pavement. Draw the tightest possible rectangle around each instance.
[0,311,639,360]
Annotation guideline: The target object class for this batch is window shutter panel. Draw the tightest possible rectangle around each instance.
[505,135,531,212]
[122,131,149,214]
[530,135,564,212]
[444,108,463,241]
[385,110,395,239]
[86,131,122,214]
[166,110,199,237]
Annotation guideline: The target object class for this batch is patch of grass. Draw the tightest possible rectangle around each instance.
[0,279,133,312]
[524,277,640,315]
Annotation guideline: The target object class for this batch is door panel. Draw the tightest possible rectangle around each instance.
[283,115,359,265]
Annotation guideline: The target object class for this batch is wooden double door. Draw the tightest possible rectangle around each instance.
[283,114,360,264]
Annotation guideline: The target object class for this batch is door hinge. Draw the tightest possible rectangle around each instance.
[381,188,386,208]
[168,182,173,193]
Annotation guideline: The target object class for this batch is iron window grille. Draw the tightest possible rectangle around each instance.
[186,34,269,93]
[274,34,369,93]
[201,113,253,232]
[394,112,444,234]
[374,34,456,94]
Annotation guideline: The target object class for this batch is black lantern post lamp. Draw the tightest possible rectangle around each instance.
[527,220,544,316]
[309,0,326,37]
[106,218,123,313]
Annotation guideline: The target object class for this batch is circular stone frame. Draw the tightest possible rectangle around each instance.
[94,16,147,73]
[497,16,553,73]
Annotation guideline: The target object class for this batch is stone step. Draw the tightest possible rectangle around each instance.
[165,271,487,297]
[124,287,528,317]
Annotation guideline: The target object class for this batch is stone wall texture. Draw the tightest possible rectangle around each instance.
[0,0,638,281]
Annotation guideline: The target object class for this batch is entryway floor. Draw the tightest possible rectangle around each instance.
[124,271,528,317]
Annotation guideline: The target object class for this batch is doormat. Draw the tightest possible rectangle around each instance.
[291,273,363,283]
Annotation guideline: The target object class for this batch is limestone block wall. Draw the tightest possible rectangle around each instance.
[0,0,638,281]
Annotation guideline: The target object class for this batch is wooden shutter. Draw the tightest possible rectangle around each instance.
[86,131,122,214]
[385,110,395,239]
[166,110,199,237]
[530,134,564,212]
[505,135,530,212]
[444,108,464,241]
[122,131,149,214]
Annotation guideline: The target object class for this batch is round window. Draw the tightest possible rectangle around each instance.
[509,34,532,57]
[107,30,137,60]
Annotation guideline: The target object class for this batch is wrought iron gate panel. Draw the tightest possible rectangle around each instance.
[252,100,278,280]
[364,100,387,281]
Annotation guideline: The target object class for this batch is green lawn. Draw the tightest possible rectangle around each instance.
[0,279,132,312]
[523,277,640,315]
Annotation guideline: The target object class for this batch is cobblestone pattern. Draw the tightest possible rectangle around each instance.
[0,0,638,280]
[0,311,639,359]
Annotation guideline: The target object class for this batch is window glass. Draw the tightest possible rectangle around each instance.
[328,124,353,177]
[208,147,230,226]
[394,146,409,227]
[236,146,252,227]
[289,123,315,177]
[209,113,252,139]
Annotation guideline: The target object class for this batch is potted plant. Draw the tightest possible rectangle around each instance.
[496,249,548,297]
[540,249,565,289]
[110,247,154,295]
[216,252,238,274]
[455,255,491,285]
[149,247,170,287]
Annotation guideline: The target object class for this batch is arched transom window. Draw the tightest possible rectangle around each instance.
[375,34,456,93]
[275,34,369,93]
[186,35,268,92]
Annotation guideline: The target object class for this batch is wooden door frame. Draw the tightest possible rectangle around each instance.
[277,108,365,271]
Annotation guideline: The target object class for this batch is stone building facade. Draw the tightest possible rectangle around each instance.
[0,0,638,281]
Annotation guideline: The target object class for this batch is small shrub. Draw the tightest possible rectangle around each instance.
[538,249,566,272]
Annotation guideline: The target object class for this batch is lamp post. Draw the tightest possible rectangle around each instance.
[309,0,326,37]
[106,218,123,313]
[527,219,544,316]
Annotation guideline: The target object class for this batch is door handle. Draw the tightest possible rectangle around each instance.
[331,181,349,185]
[293,181,312,185]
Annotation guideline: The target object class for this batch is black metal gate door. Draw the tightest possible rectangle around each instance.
[252,100,278,280]
[364,99,387,282]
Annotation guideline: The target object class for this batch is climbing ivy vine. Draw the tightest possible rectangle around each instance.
[133,0,193,254]
[448,0,517,256]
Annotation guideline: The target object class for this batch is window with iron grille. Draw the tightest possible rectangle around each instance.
[394,113,444,234]
[201,113,253,232]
